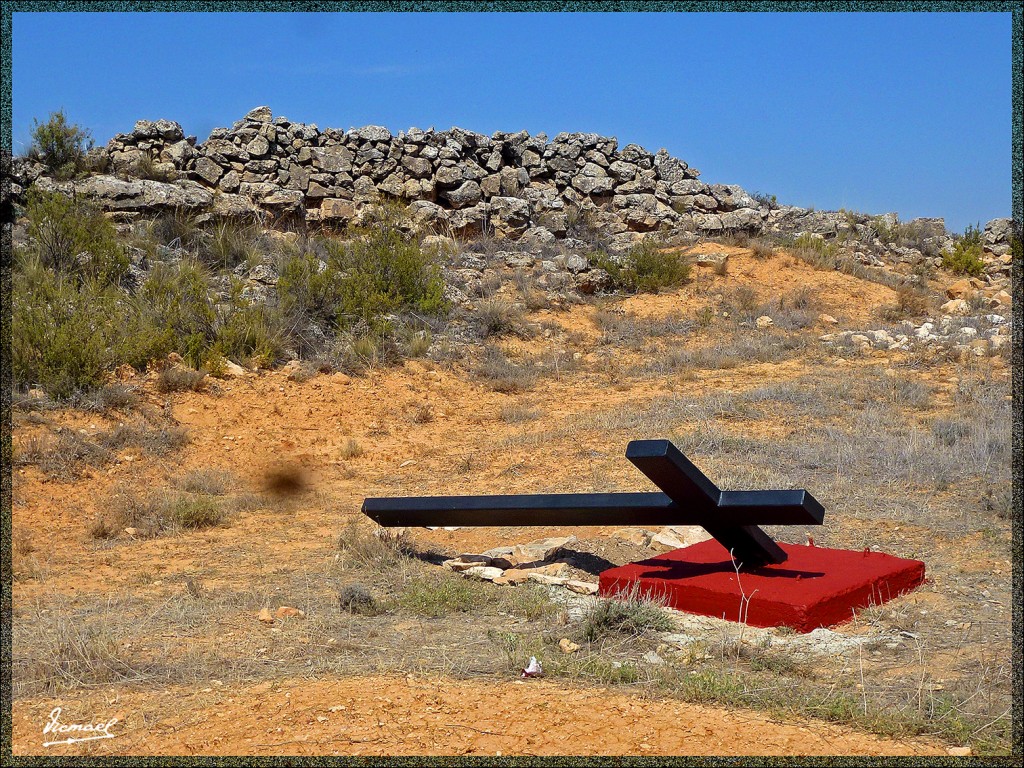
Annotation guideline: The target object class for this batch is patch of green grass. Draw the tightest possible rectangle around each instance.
[396,573,487,618]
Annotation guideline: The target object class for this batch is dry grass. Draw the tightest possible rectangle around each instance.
[473,345,540,393]
[157,366,207,393]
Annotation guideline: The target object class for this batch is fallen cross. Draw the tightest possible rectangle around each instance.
[364,439,823,568]
[362,439,925,631]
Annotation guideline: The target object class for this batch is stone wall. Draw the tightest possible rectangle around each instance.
[96,105,766,240]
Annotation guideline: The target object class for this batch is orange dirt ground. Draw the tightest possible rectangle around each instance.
[10,248,1002,756]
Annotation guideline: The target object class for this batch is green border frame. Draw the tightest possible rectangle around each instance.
[0,2,1020,765]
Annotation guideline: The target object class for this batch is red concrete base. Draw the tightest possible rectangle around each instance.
[598,540,926,633]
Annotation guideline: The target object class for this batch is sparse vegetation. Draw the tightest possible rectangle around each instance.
[942,223,986,276]
[579,587,675,642]
[156,365,207,393]
[591,241,691,293]
[27,110,93,180]
[473,345,540,393]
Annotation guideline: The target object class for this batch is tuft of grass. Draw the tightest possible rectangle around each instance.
[880,285,934,321]
[339,438,365,459]
[157,365,207,393]
[579,586,675,642]
[98,488,226,538]
[749,239,777,259]
[174,468,232,496]
[473,345,540,393]
[336,519,414,572]
[476,298,527,338]
[500,403,541,423]
[22,620,141,694]
[83,383,140,412]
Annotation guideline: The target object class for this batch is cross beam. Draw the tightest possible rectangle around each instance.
[361,439,825,568]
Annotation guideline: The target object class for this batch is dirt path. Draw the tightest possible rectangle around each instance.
[13,675,946,756]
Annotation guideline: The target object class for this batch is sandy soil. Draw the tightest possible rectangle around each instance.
[12,676,947,756]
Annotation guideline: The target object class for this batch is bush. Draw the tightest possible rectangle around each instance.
[327,217,448,325]
[942,224,986,276]
[276,247,345,332]
[12,257,168,399]
[213,302,289,369]
[25,189,129,286]
[156,366,207,393]
[138,260,216,366]
[592,241,691,293]
[476,298,526,338]
[28,110,93,180]
[790,233,841,268]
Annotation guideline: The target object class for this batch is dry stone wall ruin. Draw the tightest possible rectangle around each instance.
[17,105,766,244]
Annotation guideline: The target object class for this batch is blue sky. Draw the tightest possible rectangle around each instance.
[11,10,1013,232]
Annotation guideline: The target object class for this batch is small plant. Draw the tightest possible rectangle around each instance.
[941,224,986,276]
[412,403,434,424]
[340,438,365,459]
[172,495,224,529]
[174,468,232,496]
[749,239,776,260]
[579,585,675,642]
[592,241,691,294]
[750,191,778,209]
[695,305,715,328]
[28,110,93,180]
[132,151,176,182]
[500,403,541,423]
[473,345,539,393]
[476,298,526,338]
[338,584,378,615]
[156,365,207,393]
[336,519,414,571]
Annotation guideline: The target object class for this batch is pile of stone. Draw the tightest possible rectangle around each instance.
[820,314,1009,358]
[442,535,599,594]
[106,118,196,178]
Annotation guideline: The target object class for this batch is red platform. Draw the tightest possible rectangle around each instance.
[598,540,926,633]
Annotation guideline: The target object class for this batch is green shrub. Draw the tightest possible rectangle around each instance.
[138,260,216,366]
[277,247,345,331]
[942,224,986,276]
[28,110,93,180]
[11,257,168,399]
[328,220,448,324]
[213,302,288,368]
[25,189,129,286]
[591,241,691,293]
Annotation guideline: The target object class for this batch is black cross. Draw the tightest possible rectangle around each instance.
[362,439,824,568]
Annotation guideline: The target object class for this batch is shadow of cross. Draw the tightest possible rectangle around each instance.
[361,439,824,569]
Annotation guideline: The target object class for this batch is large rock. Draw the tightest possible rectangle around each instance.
[36,175,213,211]
[312,146,354,173]
[440,180,482,208]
